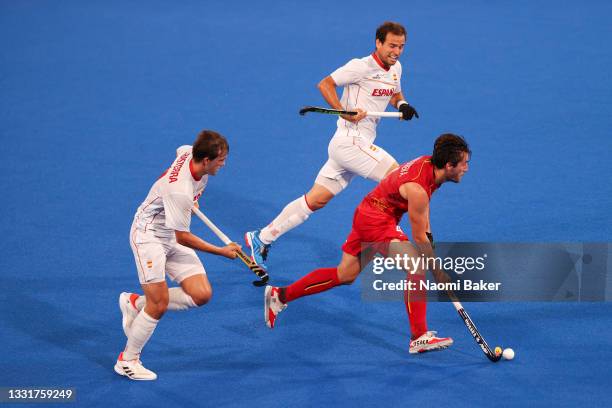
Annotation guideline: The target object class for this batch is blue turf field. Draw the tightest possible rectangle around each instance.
[1,1,611,406]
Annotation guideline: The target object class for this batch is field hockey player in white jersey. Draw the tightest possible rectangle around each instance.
[246,21,419,269]
[114,130,241,381]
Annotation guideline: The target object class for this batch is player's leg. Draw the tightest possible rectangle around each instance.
[115,281,167,381]
[283,247,377,292]
[264,244,378,328]
[386,239,453,353]
[115,231,168,380]
[264,252,352,329]
[129,244,210,312]
[334,136,399,183]
[246,156,354,269]
[121,231,168,335]
[366,146,398,182]
[178,273,212,307]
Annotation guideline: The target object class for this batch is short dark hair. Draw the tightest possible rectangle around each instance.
[376,21,407,43]
[192,130,229,162]
[431,133,471,168]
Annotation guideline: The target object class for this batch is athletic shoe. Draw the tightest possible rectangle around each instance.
[114,352,157,381]
[264,286,287,329]
[245,230,270,270]
[409,331,454,354]
[119,292,140,337]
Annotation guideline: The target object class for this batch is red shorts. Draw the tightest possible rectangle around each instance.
[341,204,409,257]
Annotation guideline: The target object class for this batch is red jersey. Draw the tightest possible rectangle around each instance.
[341,156,440,256]
[360,155,440,222]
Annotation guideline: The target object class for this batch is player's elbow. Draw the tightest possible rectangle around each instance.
[317,76,334,92]
[317,79,325,91]
[175,231,190,246]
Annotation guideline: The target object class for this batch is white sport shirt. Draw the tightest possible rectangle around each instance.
[330,53,402,141]
[133,145,207,239]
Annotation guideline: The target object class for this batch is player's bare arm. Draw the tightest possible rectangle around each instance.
[175,230,240,259]
[400,182,432,251]
[400,182,450,283]
[317,75,366,123]
[389,92,406,109]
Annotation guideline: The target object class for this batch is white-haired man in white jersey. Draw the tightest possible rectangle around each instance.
[246,21,419,269]
[114,130,241,381]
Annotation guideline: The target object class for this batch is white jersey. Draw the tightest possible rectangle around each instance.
[330,53,402,141]
[133,145,207,239]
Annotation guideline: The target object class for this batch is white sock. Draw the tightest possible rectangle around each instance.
[167,287,198,310]
[134,288,197,311]
[259,196,313,244]
[123,311,158,360]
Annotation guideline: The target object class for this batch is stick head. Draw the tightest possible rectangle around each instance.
[253,274,269,287]
[247,259,269,287]
[299,106,315,116]
[298,106,357,116]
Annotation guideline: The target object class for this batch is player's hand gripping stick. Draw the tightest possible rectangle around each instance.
[193,208,269,287]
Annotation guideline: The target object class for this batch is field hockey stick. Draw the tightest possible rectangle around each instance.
[193,208,269,287]
[299,105,402,118]
[452,298,502,362]
[428,268,501,362]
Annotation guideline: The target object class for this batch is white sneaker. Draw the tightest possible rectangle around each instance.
[114,352,157,381]
[409,331,453,354]
[264,286,287,329]
[119,292,139,337]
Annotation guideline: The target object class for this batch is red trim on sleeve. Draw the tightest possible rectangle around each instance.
[371,52,390,71]
[189,160,202,181]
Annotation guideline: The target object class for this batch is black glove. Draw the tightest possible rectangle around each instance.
[426,232,435,249]
[398,102,419,120]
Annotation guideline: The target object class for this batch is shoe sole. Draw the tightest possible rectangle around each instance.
[409,339,454,354]
[264,285,273,329]
[113,362,157,381]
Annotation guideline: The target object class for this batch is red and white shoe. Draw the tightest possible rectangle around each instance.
[409,331,453,354]
[264,286,287,329]
[114,352,157,381]
[119,292,140,337]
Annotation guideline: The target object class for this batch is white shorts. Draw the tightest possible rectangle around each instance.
[315,130,397,195]
[129,223,206,285]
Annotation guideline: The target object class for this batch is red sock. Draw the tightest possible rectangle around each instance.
[404,273,428,339]
[283,267,340,303]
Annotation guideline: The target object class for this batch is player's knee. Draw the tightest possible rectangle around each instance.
[191,287,212,306]
[306,184,335,210]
